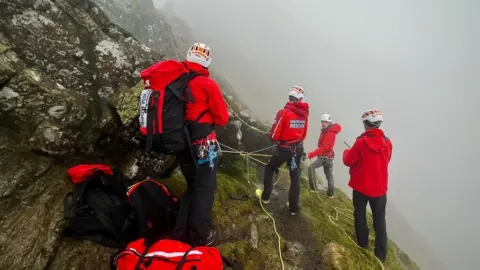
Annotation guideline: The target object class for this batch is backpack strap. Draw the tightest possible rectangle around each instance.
[133,244,152,270]
[195,109,209,122]
[145,91,160,151]
[174,247,194,270]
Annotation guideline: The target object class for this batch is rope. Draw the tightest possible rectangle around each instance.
[225,101,270,134]
[309,160,385,270]
[222,103,383,269]
[220,142,383,269]
[257,191,285,270]
[217,142,284,269]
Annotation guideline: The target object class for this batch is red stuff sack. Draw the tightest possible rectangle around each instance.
[112,238,235,270]
[67,164,113,184]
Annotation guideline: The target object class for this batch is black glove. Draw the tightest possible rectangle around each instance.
[274,168,279,175]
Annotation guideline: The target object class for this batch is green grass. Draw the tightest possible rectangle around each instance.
[118,80,419,269]
[159,160,283,270]
[299,177,420,270]
[156,157,419,270]
[0,42,10,53]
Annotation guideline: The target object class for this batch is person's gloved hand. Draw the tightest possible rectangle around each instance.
[274,168,279,175]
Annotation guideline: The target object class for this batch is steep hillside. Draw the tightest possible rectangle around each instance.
[0,0,421,269]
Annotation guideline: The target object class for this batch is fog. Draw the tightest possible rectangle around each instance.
[154,0,479,269]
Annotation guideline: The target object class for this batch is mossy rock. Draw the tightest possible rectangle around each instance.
[0,42,10,53]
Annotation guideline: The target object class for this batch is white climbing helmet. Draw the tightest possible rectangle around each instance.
[361,109,383,125]
[288,85,304,100]
[321,113,332,122]
[186,42,212,68]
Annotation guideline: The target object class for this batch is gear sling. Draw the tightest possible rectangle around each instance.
[139,62,208,156]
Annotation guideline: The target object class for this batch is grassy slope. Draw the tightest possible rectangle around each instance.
[115,81,419,270]
[154,156,419,270]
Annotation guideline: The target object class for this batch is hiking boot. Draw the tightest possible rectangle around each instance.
[205,230,216,246]
[375,254,386,263]
[255,189,269,204]
[286,202,299,216]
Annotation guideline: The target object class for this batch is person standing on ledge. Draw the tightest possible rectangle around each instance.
[307,113,342,197]
[343,109,392,262]
[256,86,309,216]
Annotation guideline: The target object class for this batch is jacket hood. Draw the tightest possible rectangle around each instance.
[285,101,309,118]
[322,123,341,134]
[360,128,389,153]
[184,60,210,76]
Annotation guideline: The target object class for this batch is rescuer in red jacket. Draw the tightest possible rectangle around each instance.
[141,42,229,247]
[343,109,392,262]
[256,86,309,215]
[307,113,342,197]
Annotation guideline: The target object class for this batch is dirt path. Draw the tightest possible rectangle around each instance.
[256,166,323,270]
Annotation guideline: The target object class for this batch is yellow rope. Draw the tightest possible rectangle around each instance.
[257,191,285,270]
[309,160,385,270]
[221,143,386,269]
[221,104,385,269]
[225,101,270,134]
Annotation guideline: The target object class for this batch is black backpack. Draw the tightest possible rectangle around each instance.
[139,63,204,154]
[126,179,179,245]
[63,164,138,249]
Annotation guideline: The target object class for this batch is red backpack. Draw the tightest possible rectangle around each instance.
[139,61,203,154]
[111,238,241,270]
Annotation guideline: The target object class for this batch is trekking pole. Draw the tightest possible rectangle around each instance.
[344,141,351,148]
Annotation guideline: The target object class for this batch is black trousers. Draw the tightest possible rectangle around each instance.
[171,148,217,247]
[262,145,302,213]
[352,190,388,261]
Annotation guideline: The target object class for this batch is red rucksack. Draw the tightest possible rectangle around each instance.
[67,164,114,184]
[111,238,241,270]
[139,61,203,154]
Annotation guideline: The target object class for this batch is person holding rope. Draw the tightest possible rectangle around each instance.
[343,109,392,262]
[306,113,342,197]
[256,86,309,216]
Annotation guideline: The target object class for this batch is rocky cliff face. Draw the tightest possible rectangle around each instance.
[0,0,273,269]
[92,0,183,60]
[0,0,165,268]
[0,1,420,270]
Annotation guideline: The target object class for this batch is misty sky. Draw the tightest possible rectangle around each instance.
[154,0,479,269]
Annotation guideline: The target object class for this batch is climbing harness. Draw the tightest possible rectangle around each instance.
[219,102,385,270]
[289,145,298,171]
[196,139,218,169]
[216,143,385,270]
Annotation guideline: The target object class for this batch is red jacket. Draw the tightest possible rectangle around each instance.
[343,128,393,197]
[270,101,309,147]
[307,123,341,159]
[140,60,229,140]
